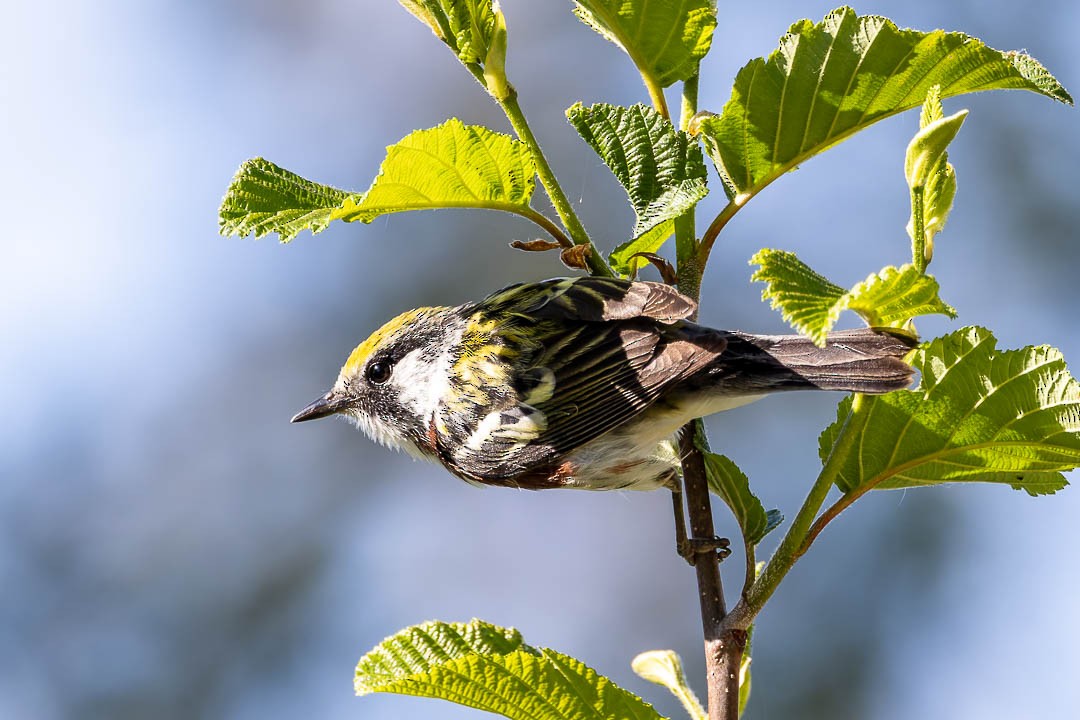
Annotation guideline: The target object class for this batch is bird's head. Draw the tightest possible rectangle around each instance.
[291,305,459,457]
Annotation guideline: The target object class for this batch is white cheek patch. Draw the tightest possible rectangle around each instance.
[392,347,453,422]
[336,324,464,465]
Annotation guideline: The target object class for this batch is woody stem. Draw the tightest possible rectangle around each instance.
[677,426,745,720]
[672,69,744,720]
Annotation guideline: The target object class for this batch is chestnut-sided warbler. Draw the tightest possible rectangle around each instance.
[292,277,914,491]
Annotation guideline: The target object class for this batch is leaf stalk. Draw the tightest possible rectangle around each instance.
[911,187,928,273]
[516,208,575,248]
[740,395,868,617]
[675,72,700,268]
[698,199,743,268]
[643,71,671,120]
[500,91,612,276]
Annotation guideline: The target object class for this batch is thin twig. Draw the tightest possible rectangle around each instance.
[742,539,756,605]
[800,490,862,556]
[697,200,742,269]
[744,396,867,615]
[516,207,575,248]
[499,90,612,277]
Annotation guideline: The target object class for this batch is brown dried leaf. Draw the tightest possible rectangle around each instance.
[559,244,593,270]
[628,252,678,285]
[509,239,562,252]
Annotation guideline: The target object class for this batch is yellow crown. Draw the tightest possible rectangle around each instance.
[342,307,448,375]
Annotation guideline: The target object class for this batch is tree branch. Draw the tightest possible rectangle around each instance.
[678,427,744,720]
[672,66,744,720]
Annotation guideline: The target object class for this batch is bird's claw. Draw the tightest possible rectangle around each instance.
[677,536,732,566]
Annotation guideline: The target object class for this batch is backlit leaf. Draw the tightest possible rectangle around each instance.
[818,327,1080,496]
[632,650,705,720]
[355,619,664,720]
[218,158,354,243]
[399,0,497,64]
[751,249,955,346]
[906,88,964,260]
[696,6,1071,199]
[608,222,675,277]
[573,0,717,87]
[219,120,536,242]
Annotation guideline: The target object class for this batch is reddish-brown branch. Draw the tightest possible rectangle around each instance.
[678,429,745,720]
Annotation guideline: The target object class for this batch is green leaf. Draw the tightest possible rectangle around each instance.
[703,452,780,545]
[220,120,536,242]
[572,0,717,87]
[483,3,510,99]
[737,655,751,718]
[399,0,497,65]
[818,327,1080,496]
[905,109,967,191]
[696,6,1072,199]
[632,650,705,720]
[919,84,945,127]
[918,162,957,246]
[218,158,356,243]
[608,222,675,277]
[356,619,665,720]
[907,88,963,263]
[566,103,708,270]
[399,1,512,98]
[751,249,956,346]
[342,119,536,221]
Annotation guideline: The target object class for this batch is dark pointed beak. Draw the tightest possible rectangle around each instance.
[291,391,352,423]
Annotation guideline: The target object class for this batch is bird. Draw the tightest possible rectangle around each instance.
[291,276,916,493]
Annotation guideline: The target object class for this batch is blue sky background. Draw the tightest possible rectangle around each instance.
[3,2,1078,718]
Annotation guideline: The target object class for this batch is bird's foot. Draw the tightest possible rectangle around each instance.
[677,536,732,566]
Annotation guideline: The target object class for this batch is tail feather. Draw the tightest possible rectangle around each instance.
[700,327,917,395]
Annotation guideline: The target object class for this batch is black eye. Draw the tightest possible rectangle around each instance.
[366,360,392,384]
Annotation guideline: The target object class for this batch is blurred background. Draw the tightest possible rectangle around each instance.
[3,1,1078,718]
